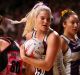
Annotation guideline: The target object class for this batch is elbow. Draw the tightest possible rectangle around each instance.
[42,59,53,71]
[46,66,52,71]
[44,63,53,71]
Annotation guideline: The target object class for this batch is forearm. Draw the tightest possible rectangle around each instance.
[20,44,51,71]
[21,55,51,71]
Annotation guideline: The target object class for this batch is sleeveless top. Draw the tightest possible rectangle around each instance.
[61,35,80,75]
[0,37,10,72]
[32,30,53,75]
[0,37,22,75]
[53,49,66,75]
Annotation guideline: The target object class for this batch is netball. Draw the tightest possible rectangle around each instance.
[24,38,44,59]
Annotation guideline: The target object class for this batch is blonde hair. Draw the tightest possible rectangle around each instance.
[22,2,51,37]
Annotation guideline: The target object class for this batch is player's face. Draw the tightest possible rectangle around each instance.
[35,10,51,32]
[63,14,79,36]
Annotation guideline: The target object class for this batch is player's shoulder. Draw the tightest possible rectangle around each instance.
[49,30,59,38]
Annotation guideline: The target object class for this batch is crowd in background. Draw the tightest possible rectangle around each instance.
[0,0,80,44]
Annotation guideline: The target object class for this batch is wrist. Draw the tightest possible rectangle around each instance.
[21,55,26,61]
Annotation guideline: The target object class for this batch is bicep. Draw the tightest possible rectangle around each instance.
[45,33,60,66]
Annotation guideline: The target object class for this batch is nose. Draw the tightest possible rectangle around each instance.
[44,19,50,25]
[44,19,47,23]
[74,23,78,28]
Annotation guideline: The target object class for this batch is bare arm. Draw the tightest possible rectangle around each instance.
[0,39,10,52]
[20,31,60,71]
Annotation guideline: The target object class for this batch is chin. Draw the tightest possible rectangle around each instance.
[42,29,48,32]
[43,27,49,30]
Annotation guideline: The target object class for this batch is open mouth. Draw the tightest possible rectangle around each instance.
[42,25,48,27]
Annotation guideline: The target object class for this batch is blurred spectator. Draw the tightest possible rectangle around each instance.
[6,29,17,40]
[0,29,4,37]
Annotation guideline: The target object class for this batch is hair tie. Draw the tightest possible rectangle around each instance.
[61,9,73,17]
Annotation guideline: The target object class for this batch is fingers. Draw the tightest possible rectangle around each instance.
[20,45,25,60]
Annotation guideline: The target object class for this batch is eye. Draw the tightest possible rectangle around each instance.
[71,21,75,24]
[41,16,45,20]
[40,16,50,23]
[47,18,50,22]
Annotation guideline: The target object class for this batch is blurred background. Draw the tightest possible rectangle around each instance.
[0,0,80,44]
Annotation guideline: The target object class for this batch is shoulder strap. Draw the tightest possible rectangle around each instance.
[32,30,36,38]
[47,27,54,36]
[44,27,53,42]
[0,37,19,51]
[60,35,70,44]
